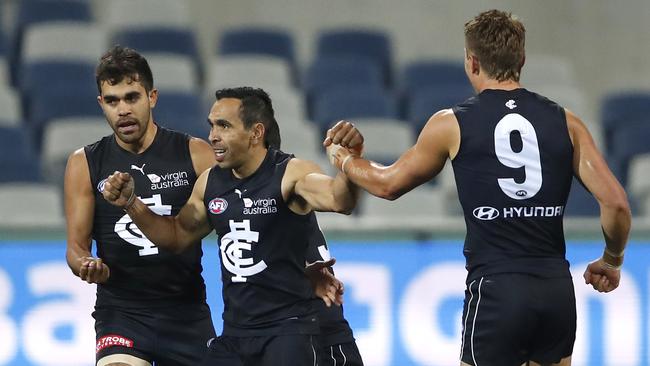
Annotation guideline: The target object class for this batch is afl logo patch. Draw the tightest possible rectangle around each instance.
[97,178,107,193]
[208,198,228,214]
[473,206,500,220]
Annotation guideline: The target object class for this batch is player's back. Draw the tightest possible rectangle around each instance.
[452,88,574,282]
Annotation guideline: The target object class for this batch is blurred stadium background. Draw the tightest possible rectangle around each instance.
[0,0,649,365]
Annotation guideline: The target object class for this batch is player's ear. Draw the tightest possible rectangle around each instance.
[148,88,158,108]
[251,122,265,145]
[470,54,480,75]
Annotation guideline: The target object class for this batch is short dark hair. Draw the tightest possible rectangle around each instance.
[214,87,280,149]
[464,10,526,82]
[96,45,154,94]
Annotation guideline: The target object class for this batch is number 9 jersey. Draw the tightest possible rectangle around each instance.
[452,88,574,283]
[85,126,207,309]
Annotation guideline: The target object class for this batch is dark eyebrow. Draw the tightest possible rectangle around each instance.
[125,91,141,99]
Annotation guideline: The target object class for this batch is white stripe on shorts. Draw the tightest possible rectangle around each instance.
[339,344,347,366]
[311,336,317,366]
[459,279,477,360]
[470,277,484,366]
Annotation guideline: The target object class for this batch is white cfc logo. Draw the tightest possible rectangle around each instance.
[220,220,267,282]
[114,194,172,256]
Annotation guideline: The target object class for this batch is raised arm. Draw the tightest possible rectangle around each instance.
[102,169,213,253]
[567,110,632,292]
[325,111,459,200]
[64,149,109,283]
[284,158,359,215]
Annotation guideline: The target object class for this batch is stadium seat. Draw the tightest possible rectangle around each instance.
[206,55,294,94]
[609,120,650,186]
[627,153,650,205]
[268,88,306,121]
[279,118,321,155]
[521,54,577,89]
[21,22,108,64]
[111,27,199,60]
[279,118,333,173]
[0,87,22,127]
[0,183,64,228]
[360,186,446,219]
[10,0,93,85]
[218,27,295,70]
[154,91,208,139]
[27,86,103,147]
[405,85,474,134]
[146,54,199,93]
[0,58,8,87]
[103,0,191,31]
[311,87,399,134]
[110,27,202,79]
[400,60,468,92]
[316,29,392,84]
[303,56,384,99]
[351,118,413,165]
[41,117,109,185]
[0,127,41,182]
[20,60,96,96]
[600,91,650,153]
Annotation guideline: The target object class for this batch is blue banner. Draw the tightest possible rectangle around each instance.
[0,240,646,366]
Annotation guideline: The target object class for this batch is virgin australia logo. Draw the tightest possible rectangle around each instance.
[130,164,190,190]
[473,206,500,220]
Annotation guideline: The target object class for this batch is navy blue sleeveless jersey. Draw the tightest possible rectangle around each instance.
[452,88,574,282]
[203,149,318,336]
[85,126,206,308]
[304,213,355,347]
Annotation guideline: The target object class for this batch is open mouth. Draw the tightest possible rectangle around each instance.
[117,120,138,134]
[214,148,226,161]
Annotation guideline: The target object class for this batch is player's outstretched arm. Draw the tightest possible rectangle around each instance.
[325,111,457,200]
[284,156,359,214]
[64,149,110,284]
[567,110,631,293]
[102,169,213,253]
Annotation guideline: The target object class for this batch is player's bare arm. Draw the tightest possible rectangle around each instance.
[189,137,217,175]
[102,169,213,253]
[283,158,359,215]
[567,110,631,293]
[326,110,460,200]
[64,148,110,284]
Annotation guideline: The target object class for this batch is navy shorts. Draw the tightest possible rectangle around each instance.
[200,334,318,366]
[460,273,576,366]
[316,341,364,366]
[93,303,216,365]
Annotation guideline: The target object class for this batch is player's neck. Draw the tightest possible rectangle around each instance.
[475,78,521,93]
[232,146,268,179]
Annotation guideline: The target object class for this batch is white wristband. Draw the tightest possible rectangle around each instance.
[341,155,354,174]
[123,190,136,212]
[604,247,624,258]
